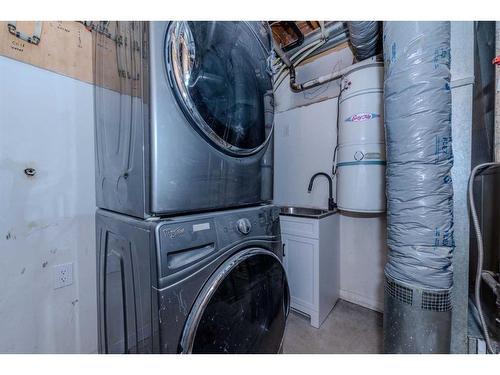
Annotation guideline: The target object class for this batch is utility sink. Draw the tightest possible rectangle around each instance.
[279,205,339,328]
[279,206,336,219]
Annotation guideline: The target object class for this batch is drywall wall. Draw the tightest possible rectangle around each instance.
[274,98,338,210]
[0,56,97,353]
[338,214,387,311]
[273,46,388,312]
[274,45,354,208]
[274,44,353,113]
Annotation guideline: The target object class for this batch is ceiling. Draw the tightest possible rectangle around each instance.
[270,21,326,51]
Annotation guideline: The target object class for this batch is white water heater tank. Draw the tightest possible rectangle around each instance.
[336,61,386,213]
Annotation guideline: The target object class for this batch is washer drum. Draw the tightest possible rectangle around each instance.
[336,62,386,213]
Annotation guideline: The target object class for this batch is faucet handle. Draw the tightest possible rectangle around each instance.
[328,198,337,211]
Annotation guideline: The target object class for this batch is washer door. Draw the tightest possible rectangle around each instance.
[165,21,274,156]
[180,248,290,353]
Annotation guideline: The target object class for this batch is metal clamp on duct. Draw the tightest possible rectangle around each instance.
[383,22,454,354]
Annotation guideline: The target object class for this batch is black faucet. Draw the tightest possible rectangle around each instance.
[307,172,336,211]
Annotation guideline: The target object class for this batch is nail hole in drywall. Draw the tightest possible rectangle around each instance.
[24,168,36,177]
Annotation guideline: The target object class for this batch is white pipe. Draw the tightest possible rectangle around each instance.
[291,62,353,90]
[274,43,291,68]
[274,23,380,92]
[273,39,326,89]
[274,38,325,84]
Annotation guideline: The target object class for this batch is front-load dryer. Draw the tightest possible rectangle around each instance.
[96,205,289,353]
[94,21,275,218]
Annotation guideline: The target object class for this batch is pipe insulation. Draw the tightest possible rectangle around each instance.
[347,21,380,61]
[383,22,454,290]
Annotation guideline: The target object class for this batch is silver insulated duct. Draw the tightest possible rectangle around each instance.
[347,21,380,61]
[383,22,454,353]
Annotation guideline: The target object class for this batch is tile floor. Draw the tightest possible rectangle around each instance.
[283,299,383,354]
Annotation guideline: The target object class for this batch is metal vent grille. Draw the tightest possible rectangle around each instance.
[421,290,451,312]
[385,278,413,305]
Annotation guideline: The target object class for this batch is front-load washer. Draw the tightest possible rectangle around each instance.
[94,21,275,218]
[96,204,289,353]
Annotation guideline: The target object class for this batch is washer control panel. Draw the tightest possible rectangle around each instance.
[157,205,281,279]
[215,205,280,246]
[236,218,252,235]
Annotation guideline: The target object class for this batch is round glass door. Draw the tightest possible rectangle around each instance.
[166,21,274,156]
[180,248,289,353]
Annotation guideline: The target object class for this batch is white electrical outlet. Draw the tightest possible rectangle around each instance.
[53,263,73,289]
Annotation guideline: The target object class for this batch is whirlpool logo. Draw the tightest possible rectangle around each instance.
[164,227,185,239]
[345,112,380,123]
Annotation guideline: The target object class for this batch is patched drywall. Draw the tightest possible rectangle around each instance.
[0,56,97,353]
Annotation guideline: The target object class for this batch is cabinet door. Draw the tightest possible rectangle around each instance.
[282,234,317,311]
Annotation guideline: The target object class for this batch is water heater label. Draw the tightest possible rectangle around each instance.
[193,222,210,232]
[345,112,380,122]
[365,152,382,160]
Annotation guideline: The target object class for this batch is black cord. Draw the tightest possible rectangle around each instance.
[332,77,346,176]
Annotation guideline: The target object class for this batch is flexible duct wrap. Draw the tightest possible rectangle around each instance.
[348,21,380,61]
[383,22,454,290]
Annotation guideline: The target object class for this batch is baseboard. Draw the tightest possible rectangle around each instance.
[339,289,383,313]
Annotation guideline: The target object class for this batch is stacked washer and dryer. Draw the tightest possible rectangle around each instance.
[94,21,289,353]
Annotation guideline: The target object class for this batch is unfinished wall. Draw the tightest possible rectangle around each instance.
[0,56,97,353]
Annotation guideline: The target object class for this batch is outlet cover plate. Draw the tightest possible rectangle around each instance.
[53,263,73,289]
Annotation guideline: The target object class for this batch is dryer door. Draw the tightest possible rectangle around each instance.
[166,21,274,156]
[180,248,290,353]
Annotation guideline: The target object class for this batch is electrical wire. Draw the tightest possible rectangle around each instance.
[332,79,344,176]
[276,39,325,84]
[273,38,325,82]
[468,162,500,354]
[276,36,324,68]
[273,45,319,86]
[274,39,327,89]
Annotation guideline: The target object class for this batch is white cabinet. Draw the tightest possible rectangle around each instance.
[281,213,340,328]
[283,235,317,314]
